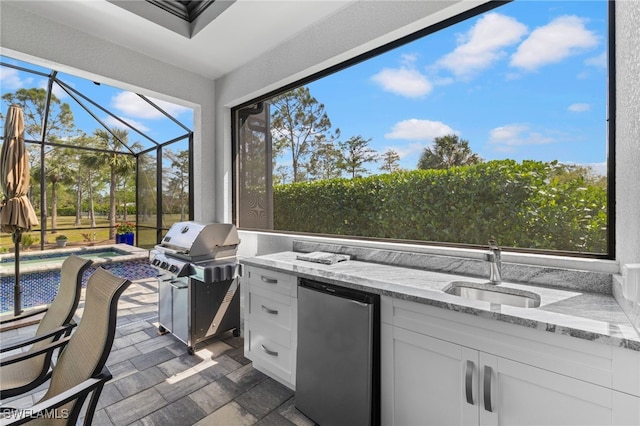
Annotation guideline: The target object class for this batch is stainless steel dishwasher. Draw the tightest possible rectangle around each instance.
[296,278,380,426]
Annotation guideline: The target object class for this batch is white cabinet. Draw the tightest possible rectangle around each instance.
[381,296,640,426]
[381,324,478,425]
[241,265,297,389]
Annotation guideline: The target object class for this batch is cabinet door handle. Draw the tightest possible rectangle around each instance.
[465,360,475,405]
[261,305,278,315]
[483,365,493,412]
[261,344,278,357]
[261,276,278,284]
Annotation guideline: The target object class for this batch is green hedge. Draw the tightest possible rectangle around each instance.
[273,160,607,253]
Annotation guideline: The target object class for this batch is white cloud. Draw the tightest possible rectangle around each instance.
[112,91,190,119]
[371,67,432,98]
[488,124,554,151]
[437,13,528,78]
[559,161,607,176]
[585,51,607,68]
[103,115,150,133]
[568,103,591,112]
[576,71,590,80]
[586,161,607,176]
[0,68,26,90]
[511,15,599,71]
[38,79,70,100]
[385,119,457,141]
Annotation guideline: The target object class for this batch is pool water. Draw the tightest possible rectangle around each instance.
[0,246,157,313]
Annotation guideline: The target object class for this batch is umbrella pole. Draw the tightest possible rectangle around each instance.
[13,230,23,316]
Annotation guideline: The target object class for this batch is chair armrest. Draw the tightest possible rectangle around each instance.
[0,308,48,332]
[0,367,111,426]
[0,323,75,354]
[0,335,71,367]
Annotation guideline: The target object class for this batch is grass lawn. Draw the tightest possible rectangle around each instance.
[1,215,181,252]
[0,216,120,253]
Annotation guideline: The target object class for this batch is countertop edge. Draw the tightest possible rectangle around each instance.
[241,254,640,352]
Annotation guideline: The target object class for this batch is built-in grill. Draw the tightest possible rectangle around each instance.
[150,221,241,354]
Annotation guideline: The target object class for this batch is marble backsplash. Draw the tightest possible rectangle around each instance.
[292,240,613,295]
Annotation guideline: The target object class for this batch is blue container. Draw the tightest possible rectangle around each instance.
[116,232,134,245]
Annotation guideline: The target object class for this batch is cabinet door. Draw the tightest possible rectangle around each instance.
[480,353,614,426]
[382,324,479,426]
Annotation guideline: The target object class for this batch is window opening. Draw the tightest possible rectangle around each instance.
[233,0,612,258]
[1,56,193,251]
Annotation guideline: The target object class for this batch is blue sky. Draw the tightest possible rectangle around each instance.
[1,60,192,154]
[2,0,607,175]
[306,0,608,174]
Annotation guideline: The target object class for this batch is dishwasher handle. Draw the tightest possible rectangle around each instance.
[299,278,376,305]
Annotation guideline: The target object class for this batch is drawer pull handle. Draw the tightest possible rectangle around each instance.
[465,360,475,405]
[261,276,278,284]
[261,344,278,357]
[483,365,493,412]
[261,305,278,315]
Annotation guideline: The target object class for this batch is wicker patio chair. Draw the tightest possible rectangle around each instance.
[0,267,131,425]
[0,255,93,399]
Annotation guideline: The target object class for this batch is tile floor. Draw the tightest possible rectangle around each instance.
[2,279,315,426]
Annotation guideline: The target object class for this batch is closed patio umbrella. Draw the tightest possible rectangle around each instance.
[1,104,39,316]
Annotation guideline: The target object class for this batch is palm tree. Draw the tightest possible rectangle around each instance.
[417,134,482,170]
[79,136,107,228]
[165,149,190,221]
[86,128,136,239]
[45,146,74,233]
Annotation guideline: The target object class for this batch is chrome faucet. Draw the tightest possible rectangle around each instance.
[483,240,501,284]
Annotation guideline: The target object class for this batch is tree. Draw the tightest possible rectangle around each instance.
[165,149,190,221]
[307,140,343,180]
[79,136,108,228]
[88,128,136,239]
[380,149,401,173]
[417,134,482,170]
[44,145,74,233]
[270,87,340,183]
[338,136,378,178]
[2,88,75,142]
[554,163,607,190]
[3,87,77,240]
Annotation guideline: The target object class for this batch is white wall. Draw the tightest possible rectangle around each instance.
[615,0,640,269]
[216,0,477,249]
[0,1,218,222]
[1,1,637,285]
[221,1,639,282]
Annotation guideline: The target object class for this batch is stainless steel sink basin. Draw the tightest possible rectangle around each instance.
[443,281,541,308]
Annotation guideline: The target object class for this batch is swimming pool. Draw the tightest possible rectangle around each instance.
[0,245,157,313]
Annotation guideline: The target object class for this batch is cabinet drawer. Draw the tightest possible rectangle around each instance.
[248,329,293,378]
[249,287,293,332]
[247,266,297,297]
[250,314,293,348]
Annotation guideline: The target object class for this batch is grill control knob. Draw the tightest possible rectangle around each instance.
[169,265,179,273]
[161,262,169,269]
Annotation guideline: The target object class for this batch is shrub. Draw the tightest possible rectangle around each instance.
[20,233,38,249]
[273,160,607,253]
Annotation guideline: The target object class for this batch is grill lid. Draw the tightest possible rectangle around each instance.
[158,221,240,261]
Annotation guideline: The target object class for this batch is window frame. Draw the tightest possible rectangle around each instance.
[231,0,615,260]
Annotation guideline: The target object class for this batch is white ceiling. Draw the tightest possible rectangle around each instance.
[5,0,352,80]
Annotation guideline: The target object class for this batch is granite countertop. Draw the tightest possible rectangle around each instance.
[241,251,640,352]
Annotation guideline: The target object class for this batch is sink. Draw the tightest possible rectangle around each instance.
[443,281,541,308]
